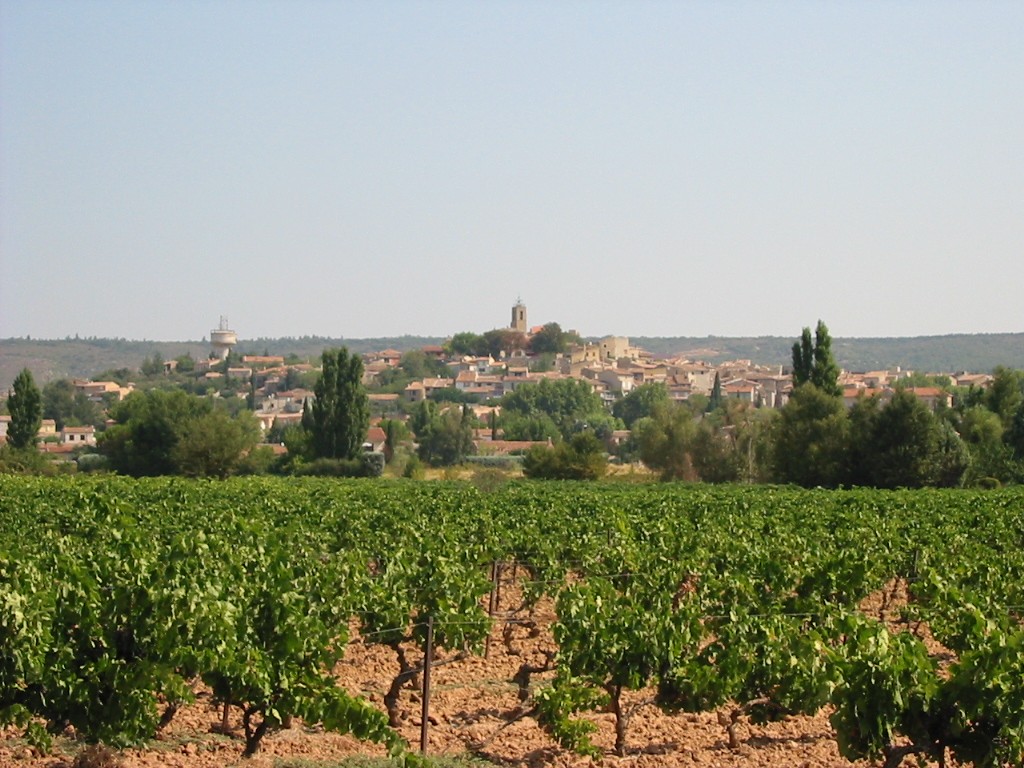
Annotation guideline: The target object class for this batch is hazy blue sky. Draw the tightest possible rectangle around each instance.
[2,1,1022,342]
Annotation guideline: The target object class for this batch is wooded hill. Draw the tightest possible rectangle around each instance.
[631,333,1024,374]
[2,332,1023,394]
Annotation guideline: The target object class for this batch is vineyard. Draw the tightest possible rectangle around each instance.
[1,477,1023,767]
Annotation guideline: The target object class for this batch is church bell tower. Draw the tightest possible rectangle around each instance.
[510,298,527,333]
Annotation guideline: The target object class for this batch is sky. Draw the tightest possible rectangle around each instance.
[1,1,1022,342]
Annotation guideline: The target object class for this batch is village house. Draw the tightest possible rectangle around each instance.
[467,404,500,429]
[61,425,96,447]
[664,375,694,403]
[363,426,387,453]
[74,379,133,402]
[255,410,303,433]
[362,360,392,386]
[566,342,602,366]
[447,356,502,376]
[453,370,508,398]
[744,372,788,408]
[403,381,426,403]
[506,366,529,379]
[840,385,952,412]
[226,367,253,380]
[242,355,285,367]
[0,416,61,444]
[367,393,401,415]
[363,349,403,367]
[905,386,954,411]
[723,379,760,404]
[599,336,635,362]
[666,362,717,396]
[842,386,889,409]
[955,372,993,389]
[258,388,312,415]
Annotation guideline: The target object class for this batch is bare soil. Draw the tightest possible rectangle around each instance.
[0,582,931,768]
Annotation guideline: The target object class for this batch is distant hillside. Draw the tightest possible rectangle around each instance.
[0,336,444,393]
[630,333,1024,374]
[2,333,1023,394]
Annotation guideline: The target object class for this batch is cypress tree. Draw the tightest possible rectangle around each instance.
[308,348,369,460]
[811,320,842,397]
[791,320,841,396]
[791,327,814,386]
[7,368,42,450]
[707,371,723,412]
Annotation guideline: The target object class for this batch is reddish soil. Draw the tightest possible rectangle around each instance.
[0,582,932,768]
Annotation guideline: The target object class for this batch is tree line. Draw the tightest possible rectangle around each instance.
[4,322,1024,487]
[626,322,1024,488]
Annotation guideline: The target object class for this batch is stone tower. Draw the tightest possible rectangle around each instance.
[510,298,527,333]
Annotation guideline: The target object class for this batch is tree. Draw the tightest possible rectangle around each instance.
[844,394,882,487]
[522,432,607,480]
[409,400,438,440]
[41,379,76,430]
[689,421,740,482]
[306,348,369,460]
[6,369,42,450]
[398,349,447,380]
[866,390,968,489]
[955,401,1017,486]
[634,403,698,481]
[791,327,814,387]
[93,367,133,386]
[174,353,196,373]
[428,387,479,405]
[772,383,848,487]
[500,378,608,440]
[985,367,1024,429]
[811,321,841,395]
[707,372,723,413]
[374,350,449,393]
[171,410,261,479]
[481,328,527,359]
[378,418,409,464]
[42,378,101,431]
[929,419,972,488]
[416,405,475,466]
[140,352,164,377]
[791,321,841,396]
[99,390,211,476]
[445,331,486,357]
[1007,402,1024,461]
[98,389,260,478]
[500,412,562,442]
[695,398,776,483]
[528,322,579,355]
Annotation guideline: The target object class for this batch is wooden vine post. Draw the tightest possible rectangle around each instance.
[420,615,434,755]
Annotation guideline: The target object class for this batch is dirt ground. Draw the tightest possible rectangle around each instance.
[0,582,927,768]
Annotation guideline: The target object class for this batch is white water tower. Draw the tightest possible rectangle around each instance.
[210,316,237,360]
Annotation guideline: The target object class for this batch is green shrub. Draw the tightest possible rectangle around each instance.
[76,452,111,473]
[293,452,386,478]
[402,453,425,479]
[361,451,386,477]
[522,432,608,481]
[296,457,364,477]
[469,466,513,493]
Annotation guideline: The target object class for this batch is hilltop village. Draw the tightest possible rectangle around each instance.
[1,301,1000,462]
